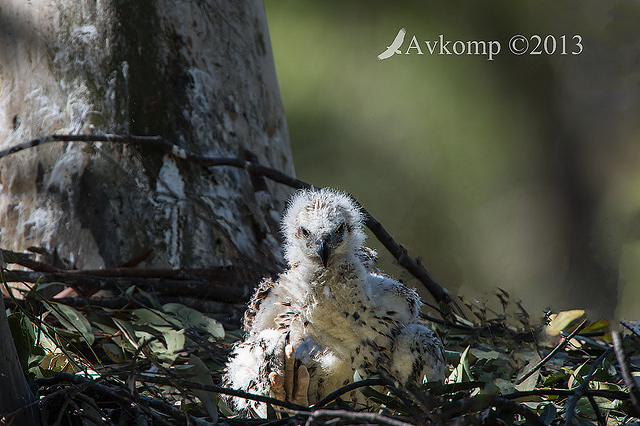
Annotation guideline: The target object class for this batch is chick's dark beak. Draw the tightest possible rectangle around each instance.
[316,237,331,267]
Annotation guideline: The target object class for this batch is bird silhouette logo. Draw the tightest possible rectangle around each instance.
[377,28,407,60]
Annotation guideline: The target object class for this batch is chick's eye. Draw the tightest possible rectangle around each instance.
[299,227,310,238]
[336,223,346,234]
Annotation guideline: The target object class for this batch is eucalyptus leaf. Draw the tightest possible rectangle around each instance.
[8,312,34,372]
[133,308,176,328]
[45,302,95,346]
[545,310,585,336]
[101,342,126,363]
[184,354,218,422]
[447,345,472,384]
[538,403,557,425]
[161,329,186,362]
[515,351,542,392]
[567,360,590,390]
[163,303,225,339]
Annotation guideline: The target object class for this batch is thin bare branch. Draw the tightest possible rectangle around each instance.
[564,346,614,426]
[586,393,605,426]
[36,372,210,425]
[621,320,640,340]
[612,331,640,416]
[2,268,251,303]
[502,388,630,401]
[0,133,453,306]
[311,378,388,409]
[442,395,544,426]
[516,319,588,385]
[132,374,311,415]
[305,409,413,426]
[0,249,60,273]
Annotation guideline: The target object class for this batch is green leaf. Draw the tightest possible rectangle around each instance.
[515,351,542,392]
[101,342,126,363]
[446,345,472,384]
[45,302,95,346]
[160,329,186,362]
[135,287,162,309]
[39,352,75,374]
[493,378,515,394]
[436,381,482,394]
[133,308,175,328]
[184,354,218,422]
[353,372,405,411]
[125,285,136,299]
[538,403,557,425]
[545,310,584,336]
[567,360,590,390]
[543,369,569,386]
[163,303,225,339]
[8,312,35,372]
[217,396,236,418]
[581,319,609,334]
[470,349,503,360]
[112,317,142,350]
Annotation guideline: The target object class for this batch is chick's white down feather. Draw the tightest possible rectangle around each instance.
[223,188,446,417]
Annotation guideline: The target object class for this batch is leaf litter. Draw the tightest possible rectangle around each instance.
[2,261,640,425]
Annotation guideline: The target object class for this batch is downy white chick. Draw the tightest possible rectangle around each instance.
[223,188,446,417]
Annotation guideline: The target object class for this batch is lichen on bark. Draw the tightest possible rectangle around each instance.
[0,0,294,273]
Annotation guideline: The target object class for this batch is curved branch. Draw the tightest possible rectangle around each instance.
[311,378,388,409]
[612,331,640,417]
[306,409,413,426]
[442,394,544,426]
[36,372,209,425]
[0,133,452,305]
[564,346,614,426]
[502,388,630,401]
[516,319,588,385]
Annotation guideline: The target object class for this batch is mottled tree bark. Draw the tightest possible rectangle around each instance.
[0,0,293,270]
[0,0,293,420]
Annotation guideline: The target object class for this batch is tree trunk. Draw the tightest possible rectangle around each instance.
[0,296,40,424]
[0,0,293,420]
[0,0,293,270]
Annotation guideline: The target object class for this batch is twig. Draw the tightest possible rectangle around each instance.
[442,395,544,426]
[131,373,311,413]
[384,369,441,425]
[305,409,413,426]
[564,346,614,426]
[586,393,605,426]
[612,331,640,416]
[0,133,452,306]
[311,378,388,408]
[37,378,173,426]
[4,294,245,329]
[356,201,452,306]
[74,393,115,426]
[53,381,93,426]
[377,371,430,425]
[502,388,630,401]
[1,394,47,425]
[492,397,545,426]
[36,372,211,425]
[422,313,473,330]
[516,319,588,385]
[2,268,250,303]
[621,320,640,340]
[0,248,61,272]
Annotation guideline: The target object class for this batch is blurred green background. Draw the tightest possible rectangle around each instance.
[264,1,640,321]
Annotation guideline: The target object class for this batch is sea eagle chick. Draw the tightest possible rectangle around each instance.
[223,188,446,417]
